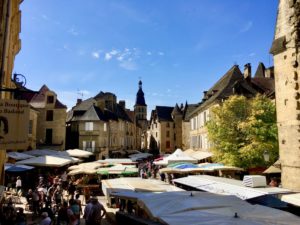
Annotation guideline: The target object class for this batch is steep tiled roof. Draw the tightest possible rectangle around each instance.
[79,105,107,121]
[71,98,96,111]
[254,62,266,78]
[188,65,257,117]
[156,106,174,122]
[69,92,133,123]
[183,103,200,121]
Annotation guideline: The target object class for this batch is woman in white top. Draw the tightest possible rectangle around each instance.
[16,176,22,192]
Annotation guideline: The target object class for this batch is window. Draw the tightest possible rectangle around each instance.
[166,122,170,128]
[104,123,107,131]
[166,131,170,138]
[46,110,53,121]
[83,141,95,152]
[173,123,176,128]
[174,133,176,141]
[156,132,157,137]
[85,122,93,131]
[45,129,52,144]
[166,141,170,149]
[155,123,157,128]
[28,120,33,135]
[47,95,54,104]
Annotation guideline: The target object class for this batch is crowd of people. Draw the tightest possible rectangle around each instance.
[0,171,107,225]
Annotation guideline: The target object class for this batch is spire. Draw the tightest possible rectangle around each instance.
[135,80,146,106]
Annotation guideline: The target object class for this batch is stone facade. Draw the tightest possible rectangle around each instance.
[28,85,67,150]
[0,0,22,184]
[188,64,274,156]
[270,0,300,191]
[66,91,141,159]
[148,104,195,153]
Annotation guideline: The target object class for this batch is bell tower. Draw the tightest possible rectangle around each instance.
[134,80,148,149]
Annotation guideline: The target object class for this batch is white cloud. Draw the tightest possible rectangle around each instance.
[147,51,152,56]
[158,52,165,56]
[117,56,124,61]
[110,49,119,55]
[167,89,171,93]
[240,21,253,33]
[105,53,112,61]
[249,52,256,57]
[92,52,100,59]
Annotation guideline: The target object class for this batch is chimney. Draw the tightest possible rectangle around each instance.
[76,99,82,105]
[119,100,126,109]
[244,63,251,81]
[265,67,274,78]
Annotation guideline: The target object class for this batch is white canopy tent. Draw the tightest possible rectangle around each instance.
[154,149,198,166]
[173,175,291,200]
[66,149,93,158]
[15,155,74,167]
[97,158,136,165]
[184,149,213,161]
[136,191,300,225]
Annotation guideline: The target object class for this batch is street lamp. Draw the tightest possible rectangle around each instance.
[263,150,270,162]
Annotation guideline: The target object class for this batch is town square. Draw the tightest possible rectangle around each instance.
[0,0,300,225]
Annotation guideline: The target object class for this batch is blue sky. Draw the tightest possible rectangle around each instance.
[14,0,278,117]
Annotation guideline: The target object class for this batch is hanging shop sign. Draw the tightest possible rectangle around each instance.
[0,100,29,149]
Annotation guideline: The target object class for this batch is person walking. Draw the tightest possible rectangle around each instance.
[85,197,106,225]
[16,176,22,193]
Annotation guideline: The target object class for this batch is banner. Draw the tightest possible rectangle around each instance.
[0,100,29,149]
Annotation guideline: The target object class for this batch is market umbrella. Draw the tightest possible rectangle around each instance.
[5,163,34,172]
[7,152,35,160]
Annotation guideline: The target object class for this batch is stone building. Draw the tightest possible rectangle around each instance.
[134,80,148,149]
[0,0,23,183]
[187,64,275,153]
[270,0,300,191]
[148,103,196,154]
[66,91,141,158]
[21,85,67,150]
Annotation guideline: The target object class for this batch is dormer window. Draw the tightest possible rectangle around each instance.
[47,95,54,104]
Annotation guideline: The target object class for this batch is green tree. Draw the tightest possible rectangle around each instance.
[206,95,278,169]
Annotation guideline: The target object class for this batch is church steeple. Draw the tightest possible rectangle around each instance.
[135,80,146,106]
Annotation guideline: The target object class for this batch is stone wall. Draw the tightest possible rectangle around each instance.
[272,0,300,191]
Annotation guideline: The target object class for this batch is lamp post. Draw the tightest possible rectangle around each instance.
[263,150,270,162]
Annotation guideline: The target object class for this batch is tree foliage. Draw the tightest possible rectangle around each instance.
[206,95,278,169]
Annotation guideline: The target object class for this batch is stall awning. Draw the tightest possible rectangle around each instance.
[173,175,291,200]
[184,149,213,161]
[7,152,35,160]
[281,193,300,207]
[16,155,74,167]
